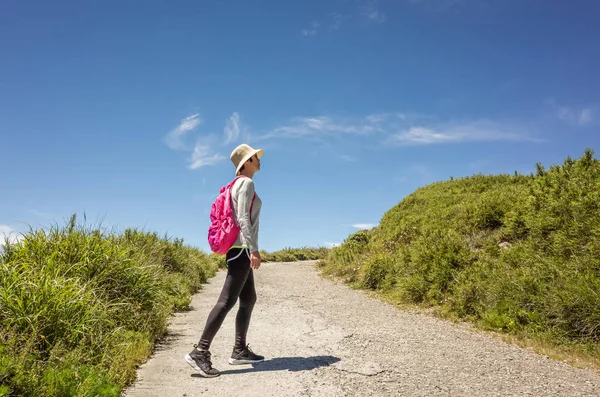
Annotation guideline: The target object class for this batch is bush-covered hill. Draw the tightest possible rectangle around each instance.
[318,149,600,367]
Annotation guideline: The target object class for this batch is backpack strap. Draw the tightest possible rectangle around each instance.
[250,193,256,224]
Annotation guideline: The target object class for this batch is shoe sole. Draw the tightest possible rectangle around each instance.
[184,354,220,377]
[228,357,265,365]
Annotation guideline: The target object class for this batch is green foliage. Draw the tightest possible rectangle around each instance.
[319,149,600,352]
[203,247,329,270]
[0,216,218,396]
[261,247,330,263]
[316,230,371,284]
[207,253,227,269]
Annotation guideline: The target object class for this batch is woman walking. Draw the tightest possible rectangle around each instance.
[185,143,265,378]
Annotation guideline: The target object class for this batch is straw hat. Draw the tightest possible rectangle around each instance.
[230,144,264,174]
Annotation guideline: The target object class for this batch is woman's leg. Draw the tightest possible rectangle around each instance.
[229,265,264,364]
[234,268,257,349]
[196,248,251,351]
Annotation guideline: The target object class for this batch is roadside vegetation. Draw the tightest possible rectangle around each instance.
[0,216,218,396]
[318,149,600,370]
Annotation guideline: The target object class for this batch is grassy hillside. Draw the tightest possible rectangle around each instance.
[0,216,219,396]
[318,149,600,367]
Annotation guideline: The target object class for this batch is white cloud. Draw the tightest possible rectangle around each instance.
[163,112,228,171]
[367,9,385,23]
[558,106,596,126]
[165,113,202,150]
[393,127,458,144]
[260,113,538,146]
[361,0,386,23]
[259,115,380,140]
[302,21,320,36]
[366,113,390,124]
[352,223,376,229]
[389,121,539,145]
[331,13,345,29]
[324,242,341,248]
[0,225,23,247]
[224,112,241,144]
[188,141,225,170]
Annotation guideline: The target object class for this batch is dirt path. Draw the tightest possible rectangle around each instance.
[123,261,600,397]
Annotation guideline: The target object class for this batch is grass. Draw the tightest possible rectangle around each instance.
[0,215,218,396]
[260,247,330,263]
[317,149,600,371]
[209,247,330,269]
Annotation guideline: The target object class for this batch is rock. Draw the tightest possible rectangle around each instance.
[498,242,512,249]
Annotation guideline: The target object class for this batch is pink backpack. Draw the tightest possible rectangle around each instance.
[207,176,255,254]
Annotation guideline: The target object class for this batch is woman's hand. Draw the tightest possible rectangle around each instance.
[250,251,261,270]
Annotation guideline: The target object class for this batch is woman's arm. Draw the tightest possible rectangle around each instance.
[235,178,258,253]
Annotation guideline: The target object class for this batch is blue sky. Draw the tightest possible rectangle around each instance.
[1,0,599,252]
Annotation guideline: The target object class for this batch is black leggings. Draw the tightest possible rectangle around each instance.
[197,248,257,351]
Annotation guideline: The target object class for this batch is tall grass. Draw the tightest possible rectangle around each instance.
[318,149,600,365]
[0,215,218,396]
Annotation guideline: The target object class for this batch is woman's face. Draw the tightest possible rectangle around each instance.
[247,154,261,172]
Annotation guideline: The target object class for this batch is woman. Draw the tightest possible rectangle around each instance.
[185,143,265,378]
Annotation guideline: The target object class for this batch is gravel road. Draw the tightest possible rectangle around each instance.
[123,261,600,397]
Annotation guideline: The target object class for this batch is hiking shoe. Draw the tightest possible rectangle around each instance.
[184,347,220,377]
[228,344,265,365]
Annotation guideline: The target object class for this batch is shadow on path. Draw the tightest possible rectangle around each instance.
[191,355,341,377]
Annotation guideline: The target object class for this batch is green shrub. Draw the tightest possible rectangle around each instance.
[318,230,372,284]
[319,149,600,353]
[0,215,218,396]
[262,247,329,263]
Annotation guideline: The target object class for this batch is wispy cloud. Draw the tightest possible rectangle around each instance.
[352,223,376,229]
[0,225,23,247]
[165,112,232,170]
[188,141,225,170]
[389,120,539,145]
[331,13,345,29]
[300,1,385,37]
[258,115,381,140]
[302,21,319,36]
[366,8,385,23]
[558,106,596,126]
[260,113,539,146]
[365,113,389,124]
[224,112,241,144]
[341,155,357,162]
[164,113,202,150]
[361,0,386,23]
